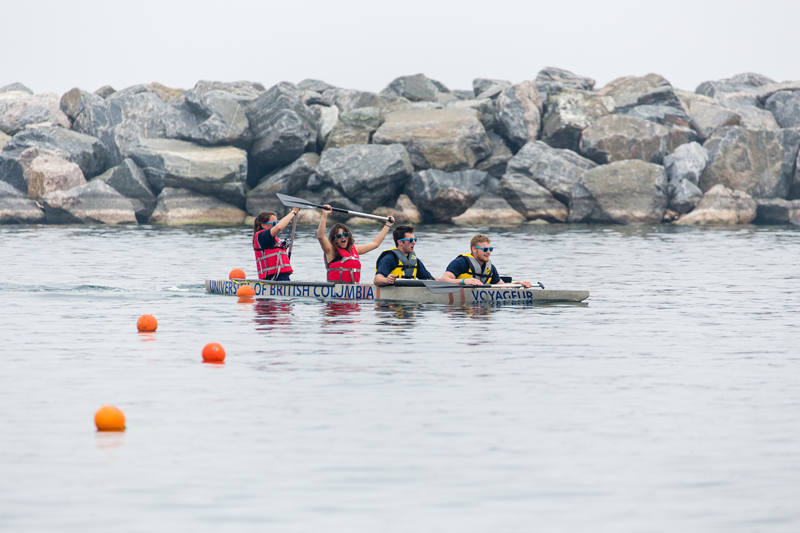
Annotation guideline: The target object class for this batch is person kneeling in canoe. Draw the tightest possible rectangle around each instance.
[253,208,301,281]
[441,233,532,288]
[318,205,395,283]
[373,225,437,286]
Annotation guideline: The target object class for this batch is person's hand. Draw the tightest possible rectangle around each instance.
[386,216,395,226]
[322,204,332,212]
[520,281,532,288]
[464,278,483,286]
[386,274,397,285]
[292,207,300,215]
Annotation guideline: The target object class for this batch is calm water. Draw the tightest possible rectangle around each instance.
[1,223,798,532]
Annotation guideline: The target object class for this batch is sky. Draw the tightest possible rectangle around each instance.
[3,0,799,97]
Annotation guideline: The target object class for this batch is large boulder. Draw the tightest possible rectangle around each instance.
[664,142,708,185]
[180,89,251,147]
[372,108,491,171]
[534,67,595,97]
[499,173,568,222]
[41,180,138,224]
[568,160,668,224]
[323,106,383,150]
[506,140,597,203]
[315,144,412,212]
[677,90,741,142]
[93,158,157,222]
[380,74,455,103]
[0,91,71,135]
[445,98,496,131]
[674,184,757,225]
[245,82,318,174]
[473,78,511,98]
[298,79,335,93]
[391,193,422,225]
[754,198,800,225]
[320,87,385,112]
[695,73,775,98]
[191,80,265,105]
[669,178,703,214]
[0,181,46,224]
[127,139,248,207]
[0,83,33,94]
[451,194,526,225]
[149,187,246,225]
[764,91,800,129]
[0,131,10,151]
[312,104,339,148]
[246,153,319,215]
[579,115,669,165]
[27,154,86,200]
[541,89,614,151]
[406,169,489,223]
[699,127,800,199]
[475,131,513,178]
[601,74,684,115]
[495,81,543,150]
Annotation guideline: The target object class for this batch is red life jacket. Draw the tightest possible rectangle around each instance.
[327,246,361,283]
[254,229,292,280]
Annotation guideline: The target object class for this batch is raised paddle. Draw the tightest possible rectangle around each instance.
[276,193,391,222]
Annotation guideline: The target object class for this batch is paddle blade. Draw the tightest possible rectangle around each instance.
[420,280,465,294]
[276,193,318,209]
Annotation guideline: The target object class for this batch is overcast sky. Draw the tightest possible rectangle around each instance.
[4,0,799,97]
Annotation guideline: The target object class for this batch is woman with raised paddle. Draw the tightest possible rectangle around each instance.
[317,205,394,284]
[253,208,300,281]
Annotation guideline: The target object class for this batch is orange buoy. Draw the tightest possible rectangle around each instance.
[236,285,256,297]
[202,342,226,363]
[229,268,246,280]
[95,405,126,431]
[137,314,158,332]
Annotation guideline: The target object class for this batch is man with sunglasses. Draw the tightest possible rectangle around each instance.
[441,234,533,288]
[373,225,436,286]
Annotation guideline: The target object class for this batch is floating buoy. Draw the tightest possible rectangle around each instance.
[236,285,256,297]
[95,405,126,431]
[137,314,158,332]
[202,342,226,363]
[229,268,246,279]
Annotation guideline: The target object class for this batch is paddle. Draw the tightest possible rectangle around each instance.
[277,193,391,222]
[416,280,545,294]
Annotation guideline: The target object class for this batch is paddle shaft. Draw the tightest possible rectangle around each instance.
[317,203,390,222]
[276,193,391,222]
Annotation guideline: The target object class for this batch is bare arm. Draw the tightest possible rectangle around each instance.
[270,207,300,237]
[354,216,394,255]
[373,272,397,286]
[441,271,482,286]
[316,206,336,263]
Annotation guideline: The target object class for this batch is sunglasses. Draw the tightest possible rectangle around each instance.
[334,232,350,239]
[474,246,494,252]
[264,221,278,227]
[398,237,418,243]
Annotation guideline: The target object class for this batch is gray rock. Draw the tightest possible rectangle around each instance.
[614,104,690,126]
[372,108,491,171]
[756,82,800,106]
[192,80,265,104]
[793,150,800,200]
[674,184,757,225]
[95,86,116,98]
[245,82,318,174]
[0,91,71,135]
[315,144,412,212]
[599,73,671,98]
[445,98,496,131]
[453,90,476,101]
[0,180,46,224]
[496,81,543,150]
[127,139,248,207]
[506,140,597,203]
[1,83,33,94]
[0,131,10,151]
[406,168,488,223]
[246,153,319,215]
[180,89,251,147]
[149,187,246,225]
[380,73,455,103]
[764,91,800,129]
[451,194,526,225]
[93,158,156,222]
[312,104,339,148]
[339,107,383,130]
[754,198,800,225]
[695,73,775,98]
[41,179,137,224]
[535,67,595,97]
[700,127,800,199]
[668,178,703,214]
[568,160,668,224]
[680,94,741,142]
[27,154,86,200]
[323,124,372,150]
[475,131,513,178]
[298,79,335,93]
[664,142,708,185]
[499,172,568,222]
[473,78,511,97]
[391,193,422,225]
[321,87,385,112]
[580,115,670,165]
[667,125,699,154]
[541,89,614,151]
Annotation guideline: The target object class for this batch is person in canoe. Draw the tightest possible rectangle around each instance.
[373,225,437,286]
[318,205,395,284]
[441,233,532,288]
[253,208,301,281]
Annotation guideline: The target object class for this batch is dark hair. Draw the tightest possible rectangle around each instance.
[393,225,414,245]
[328,222,354,253]
[254,211,277,235]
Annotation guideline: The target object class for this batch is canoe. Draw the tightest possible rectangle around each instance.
[205,278,589,305]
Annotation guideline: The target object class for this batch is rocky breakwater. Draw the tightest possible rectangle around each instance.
[2,71,800,226]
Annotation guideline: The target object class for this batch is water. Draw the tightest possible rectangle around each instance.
[1,223,799,532]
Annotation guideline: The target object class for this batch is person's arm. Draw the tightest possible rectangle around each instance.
[488,266,532,288]
[441,258,482,286]
[373,255,397,286]
[355,216,395,255]
[270,207,300,237]
[316,205,335,262]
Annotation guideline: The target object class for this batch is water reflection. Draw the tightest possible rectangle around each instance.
[320,302,361,333]
[253,299,295,331]
[375,302,418,327]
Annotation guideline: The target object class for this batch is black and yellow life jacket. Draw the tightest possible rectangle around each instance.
[456,253,493,283]
[376,248,418,279]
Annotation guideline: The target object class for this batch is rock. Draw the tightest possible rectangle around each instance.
[602,74,684,114]
[668,178,703,214]
[677,90,741,141]
[41,179,138,224]
[600,73,669,97]
[315,144,413,212]
[323,124,372,150]
[245,82,318,174]
[445,98,496,131]
[391,193,422,225]
[473,78,511,97]
[499,173,568,222]
[1,83,33,94]
[192,80,265,104]
[0,131,10,151]
[695,73,775,98]
[298,79,335,93]
[95,86,116,98]
[541,89,614,151]
[580,115,669,165]
[615,104,690,125]
[312,104,339,148]
[372,108,491,171]
[792,150,800,200]
[756,82,800,106]
[506,140,597,203]
[27,154,86,200]
[0,181,46,224]
[339,107,383,130]
[666,125,698,154]
[664,142,708,185]
[451,194,526,225]
[246,153,319,215]
[406,169,488,223]
[127,139,248,207]
[453,90,476,101]
[535,67,595,97]
[180,89,251,147]
[0,91,71,135]
[475,131,513,178]
[321,87,384,112]
[149,187,246,225]
[674,184,757,225]
[568,160,668,224]
[93,158,157,222]
[496,81,543,150]
[380,73,455,103]
[699,127,800,199]
[754,198,800,225]
[764,91,800,128]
